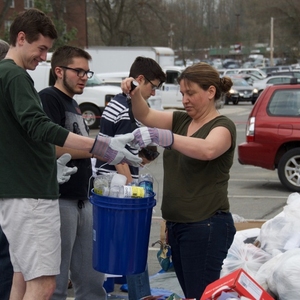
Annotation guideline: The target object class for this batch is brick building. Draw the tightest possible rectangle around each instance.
[0,0,88,48]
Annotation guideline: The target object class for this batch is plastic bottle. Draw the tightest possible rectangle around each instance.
[118,185,145,198]
[138,173,153,196]
[93,175,110,196]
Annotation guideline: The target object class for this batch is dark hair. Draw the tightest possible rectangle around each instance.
[0,39,9,60]
[9,8,57,46]
[139,146,160,161]
[129,56,166,85]
[177,62,233,100]
[51,45,92,79]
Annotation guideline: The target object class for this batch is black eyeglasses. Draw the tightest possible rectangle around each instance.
[139,147,160,161]
[59,66,94,79]
[143,75,161,91]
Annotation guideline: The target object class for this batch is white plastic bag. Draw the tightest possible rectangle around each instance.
[254,252,283,291]
[266,248,300,300]
[221,234,271,278]
[257,193,300,254]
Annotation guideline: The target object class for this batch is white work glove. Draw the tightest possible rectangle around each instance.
[56,153,78,184]
[90,133,142,167]
[131,127,174,149]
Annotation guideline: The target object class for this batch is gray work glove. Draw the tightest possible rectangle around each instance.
[90,133,142,167]
[131,127,174,149]
[57,153,78,184]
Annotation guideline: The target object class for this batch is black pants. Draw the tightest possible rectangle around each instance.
[0,226,13,300]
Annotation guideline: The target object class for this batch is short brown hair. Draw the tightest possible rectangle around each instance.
[9,8,57,46]
[51,46,92,79]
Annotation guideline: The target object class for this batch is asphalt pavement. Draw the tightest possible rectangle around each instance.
[68,104,292,298]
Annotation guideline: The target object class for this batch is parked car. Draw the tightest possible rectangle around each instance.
[221,68,267,80]
[269,70,300,80]
[222,59,240,68]
[225,77,258,105]
[91,73,164,111]
[27,62,121,129]
[28,65,164,129]
[98,66,186,109]
[252,75,294,95]
[235,73,262,86]
[238,78,300,192]
[260,66,292,77]
[237,68,267,79]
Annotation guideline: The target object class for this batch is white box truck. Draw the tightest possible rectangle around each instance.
[85,46,175,74]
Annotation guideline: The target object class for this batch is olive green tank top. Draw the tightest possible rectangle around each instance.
[161,111,236,223]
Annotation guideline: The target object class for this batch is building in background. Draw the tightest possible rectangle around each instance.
[0,0,88,48]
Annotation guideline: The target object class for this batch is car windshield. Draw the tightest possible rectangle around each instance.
[232,78,250,86]
[86,74,105,87]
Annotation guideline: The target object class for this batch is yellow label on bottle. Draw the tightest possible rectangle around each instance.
[94,187,109,196]
[123,186,145,198]
[131,186,145,198]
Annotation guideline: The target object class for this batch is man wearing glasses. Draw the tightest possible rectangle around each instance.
[94,56,166,300]
[39,46,106,300]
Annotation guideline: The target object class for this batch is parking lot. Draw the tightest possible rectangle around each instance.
[69,104,292,298]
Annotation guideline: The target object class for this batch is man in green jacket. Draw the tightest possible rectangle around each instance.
[0,9,140,300]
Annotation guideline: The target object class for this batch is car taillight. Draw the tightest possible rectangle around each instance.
[246,116,255,142]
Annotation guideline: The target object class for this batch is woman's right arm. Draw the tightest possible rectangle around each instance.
[122,77,174,130]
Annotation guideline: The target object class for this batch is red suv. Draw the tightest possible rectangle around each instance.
[238,79,300,192]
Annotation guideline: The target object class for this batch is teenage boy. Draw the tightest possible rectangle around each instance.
[0,9,140,300]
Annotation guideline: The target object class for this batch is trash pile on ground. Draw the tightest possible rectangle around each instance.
[216,192,300,300]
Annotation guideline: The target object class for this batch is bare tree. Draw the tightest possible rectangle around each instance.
[89,0,168,46]
[0,0,12,28]
[34,0,79,49]
[245,0,300,62]
[0,0,13,39]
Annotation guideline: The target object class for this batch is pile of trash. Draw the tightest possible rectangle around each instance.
[221,192,300,300]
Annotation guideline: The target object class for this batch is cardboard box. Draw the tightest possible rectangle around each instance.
[200,268,274,300]
[234,220,266,231]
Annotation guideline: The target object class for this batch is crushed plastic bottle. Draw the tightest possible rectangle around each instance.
[93,175,109,196]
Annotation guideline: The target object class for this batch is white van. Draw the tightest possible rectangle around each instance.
[97,66,226,109]
[221,68,267,79]
[27,62,121,129]
[28,62,163,129]
[97,65,185,109]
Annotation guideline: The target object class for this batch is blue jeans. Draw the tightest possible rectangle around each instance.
[0,226,13,300]
[166,211,236,299]
[126,265,151,300]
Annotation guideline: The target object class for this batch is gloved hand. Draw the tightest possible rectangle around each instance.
[131,127,174,149]
[90,133,142,167]
[57,153,78,184]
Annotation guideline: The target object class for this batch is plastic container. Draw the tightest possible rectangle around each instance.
[90,190,156,275]
[138,173,154,195]
[93,175,110,196]
[110,173,127,187]
[118,185,145,198]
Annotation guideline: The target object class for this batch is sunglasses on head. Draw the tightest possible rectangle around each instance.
[139,147,160,161]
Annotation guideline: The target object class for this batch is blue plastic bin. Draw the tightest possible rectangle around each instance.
[90,190,156,275]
